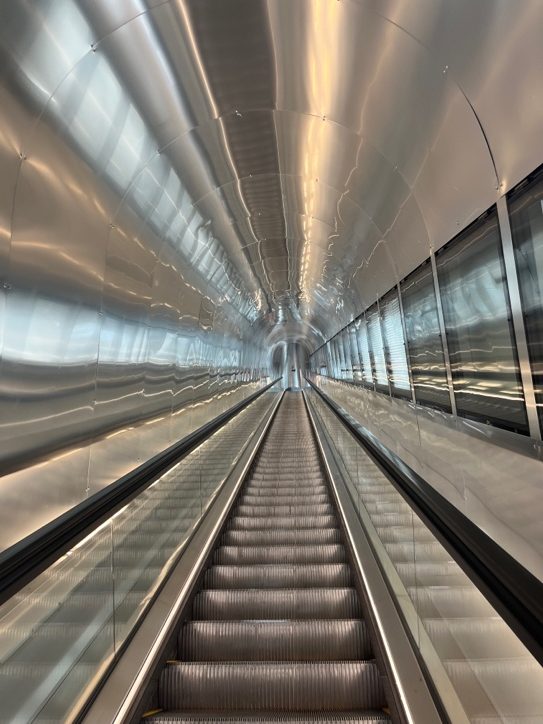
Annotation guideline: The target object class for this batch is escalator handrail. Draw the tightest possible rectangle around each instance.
[0,378,281,606]
[306,378,543,666]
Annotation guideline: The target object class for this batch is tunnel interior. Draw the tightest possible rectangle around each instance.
[0,0,542,570]
[0,1,543,721]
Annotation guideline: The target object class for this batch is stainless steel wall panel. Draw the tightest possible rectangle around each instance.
[0,0,269,552]
[375,0,543,192]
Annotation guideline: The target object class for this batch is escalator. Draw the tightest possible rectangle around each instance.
[144,393,395,723]
[2,387,538,722]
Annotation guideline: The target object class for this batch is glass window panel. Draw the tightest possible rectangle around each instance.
[357,316,373,386]
[335,335,345,379]
[436,211,528,433]
[400,262,452,411]
[381,289,411,397]
[341,329,353,380]
[367,305,388,391]
[509,174,543,433]
[331,338,340,378]
[348,323,363,382]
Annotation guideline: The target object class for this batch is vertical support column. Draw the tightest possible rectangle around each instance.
[430,251,458,416]
[496,195,541,440]
[397,283,416,404]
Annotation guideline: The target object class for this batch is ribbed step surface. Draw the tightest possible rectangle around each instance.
[236,504,334,517]
[150,393,389,722]
[204,564,352,589]
[159,662,384,711]
[193,588,362,620]
[180,620,371,661]
[146,712,390,722]
[228,515,338,530]
[214,544,346,565]
[222,528,342,546]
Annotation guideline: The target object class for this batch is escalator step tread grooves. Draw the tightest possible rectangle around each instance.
[144,713,391,723]
[227,515,338,530]
[153,393,390,721]
[203,563,352,589]
[221,528,342,545]
[159,662,385,710]
[180,620,372,661]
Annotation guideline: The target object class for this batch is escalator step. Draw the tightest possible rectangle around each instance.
[143,713,390,723]
[192,588,361,620]
[242,486,329,496]
[240,494,330,506]
[203,564,352,589]
[158,662,385,711]
[213,545,346,565]
[235,504,334,517]
[227,515,337,530]
[221,528,342,546]
[179,620,371,661]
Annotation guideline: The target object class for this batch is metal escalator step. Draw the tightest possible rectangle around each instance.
[249,476,323,484]
[240,494,330,506]
[221,529,342,546]
[192,588,361,620]
[248,479,324,486]
[228,515,337,530]
[214,545,346,565]
[143,712,390,723]
[235,504,333,517]
[204,564,352,589]
[158,662,385,711]
[179,620,371,661]
[243,486,328,496]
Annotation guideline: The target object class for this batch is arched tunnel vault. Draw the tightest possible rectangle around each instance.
[0,0,542,544]
[4,0,539,346]
[74,0,541,346]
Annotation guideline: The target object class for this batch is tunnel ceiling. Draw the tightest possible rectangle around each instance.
[48,0,543,349]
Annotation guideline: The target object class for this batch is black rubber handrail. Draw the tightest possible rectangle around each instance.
[307,378,543,666]
[0,379,280,606]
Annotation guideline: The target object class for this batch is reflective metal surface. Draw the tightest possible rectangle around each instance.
[1,0,543,542]
[436,212,528,434]
[400,261,451,412]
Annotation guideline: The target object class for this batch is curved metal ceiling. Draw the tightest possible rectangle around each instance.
[5,0,543,348]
